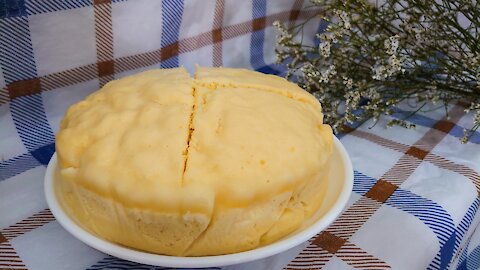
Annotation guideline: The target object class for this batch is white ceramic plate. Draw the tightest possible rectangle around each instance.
[44,136,353,268]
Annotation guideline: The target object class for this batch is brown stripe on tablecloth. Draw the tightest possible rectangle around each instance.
[285,198,383,269]
[221,19,253,41]
[4,8,319,103]
[351,130,411,153]
[286,244,331,269]
[267,8,319,26]
[252,16,266,32]
[405,146,429,160]
[336,242,391,269]
[7,78,41,99]
[365,179,398,203]
[0,233,6,243]
[0,209,54,240]
[426,153,480,193]
[351,105,464,157]
[222,8,319,40]
[324,197,382,239]
[286,104,466,269]
[40,64,98,91]
[359,104,464,188]
[380,155,422,186]
[94,0,114,62]
[433,120,456,133]
[0,87,8,105]
[0,209,53,270]
[413,105,465,151]
[353,134,480,192]
[287,239,391,270]
[115,50,162,73]
[97,60,114,77]
[0,241,26,270]
[118,8,319,72]
[180,31,219,56]
[184,8,318,62]
[212,0,225,67]
[352,105,479,190]
[312,231,346,253]
[288,0,304,27]
[93,0,114,86]
[160,42,179,61]
[351,105,465,155]
[341,124,356,134]
[457,100,470,108]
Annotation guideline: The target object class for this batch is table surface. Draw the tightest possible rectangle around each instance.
[1,0,480,269]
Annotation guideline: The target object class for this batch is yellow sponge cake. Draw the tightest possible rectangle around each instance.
[55,66,333,256]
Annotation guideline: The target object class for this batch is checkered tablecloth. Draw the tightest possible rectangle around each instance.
[1,1,480,269]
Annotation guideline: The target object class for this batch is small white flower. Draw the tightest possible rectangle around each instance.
[373,65,387,80]
[273,20,293,46]
[301,63,321,85]
[384,35,399,55]
[317,33,328,42]
[387,55,402,75]
[339,11,351,30]
[342,76,353,89]
[319,42,331,57]
[319,65,336,83]
[468,55,479,66]
[331,35,338,43]
[365,88,381,100]
[474,110,480,124]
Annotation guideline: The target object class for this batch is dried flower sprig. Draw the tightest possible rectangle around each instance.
[274,0,480,142]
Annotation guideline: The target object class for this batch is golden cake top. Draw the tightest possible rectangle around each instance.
[56,66,332,215]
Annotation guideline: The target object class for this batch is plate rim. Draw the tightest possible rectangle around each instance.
[44,136,353,268]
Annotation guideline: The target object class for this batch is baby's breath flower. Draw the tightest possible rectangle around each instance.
[273,20,293,46]
[384,35,399,55]
[372,65,387,80]
[275,0,480,142]
[343,76,353,89]
[461,134,469,144]
[339,10,351,30]
[319,42,331,57]
[387,119,416,129]
[319,65,337,83]
[301,63,321,85]
[365,88,381,100]
[474,108,480,124]
[387,55,403,75]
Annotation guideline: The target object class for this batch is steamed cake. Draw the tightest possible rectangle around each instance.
[55,66,333,256]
